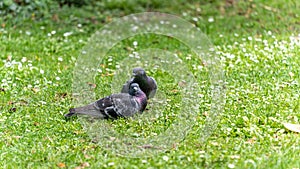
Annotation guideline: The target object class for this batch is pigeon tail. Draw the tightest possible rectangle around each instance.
[64,103,106,118]
[64,108,76,117]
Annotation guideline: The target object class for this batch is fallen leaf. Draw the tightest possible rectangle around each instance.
[32,88,40,93]
[87,82,96,88]
[171,89,179,93]
[13,136,22,139]
[52,14,59,22]
[101,73,114,77]
[178,80,186,87]
[283,123,300,133]
[81,162,90,168]
[105,16,112,22]
[137,144,162,149]
[84,154,91,159]
[75,162,90,169]
[246,137,256,144]
[172,143,177,149]
[7,55,12,61]
[202,111,209,117]
[289,72,294,78]
[57,162,66,168]
[55,92,68,99]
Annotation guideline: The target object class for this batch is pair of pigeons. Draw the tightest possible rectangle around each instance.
[65,68,157,119]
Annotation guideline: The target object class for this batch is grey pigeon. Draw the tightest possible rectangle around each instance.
[65,83,147,119]
[121,67,157,99]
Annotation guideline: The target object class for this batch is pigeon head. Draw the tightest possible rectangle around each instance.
[132,67,146,77]
[129,83,147,111]
[129,83,143,96]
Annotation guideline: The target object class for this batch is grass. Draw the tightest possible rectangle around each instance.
[0,0,300,168]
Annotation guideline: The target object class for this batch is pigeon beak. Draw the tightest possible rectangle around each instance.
[133,86,138,91]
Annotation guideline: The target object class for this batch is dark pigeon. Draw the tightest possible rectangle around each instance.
[121,67,157,99]
[65,83,147,119]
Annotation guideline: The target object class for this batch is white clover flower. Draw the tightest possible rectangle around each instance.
[267,30,272,35]
[21,57,27,62]
[63,32,72,37]
[192,17,198,22]
[162,155,169,161]
[133,41,138,46]
[228,164,235,168]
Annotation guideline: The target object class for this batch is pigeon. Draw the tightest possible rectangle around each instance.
[121,67,157,99]
[65,83,147,119]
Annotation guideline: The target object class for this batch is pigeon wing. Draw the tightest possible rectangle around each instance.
[121,78,133,93]
[147,76,157,99]
[110,93,140,117]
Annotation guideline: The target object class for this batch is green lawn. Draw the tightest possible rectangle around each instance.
[0,0,299,168]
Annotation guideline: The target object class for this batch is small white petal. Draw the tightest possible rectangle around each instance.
[133,41,138,46]
[63,32,73,37]
[162,156,169,161]
[228,164,235,168]
[21,57,27,62]
[108,162,114,166]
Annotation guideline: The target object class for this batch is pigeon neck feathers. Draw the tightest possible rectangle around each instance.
[129,83,147,111]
